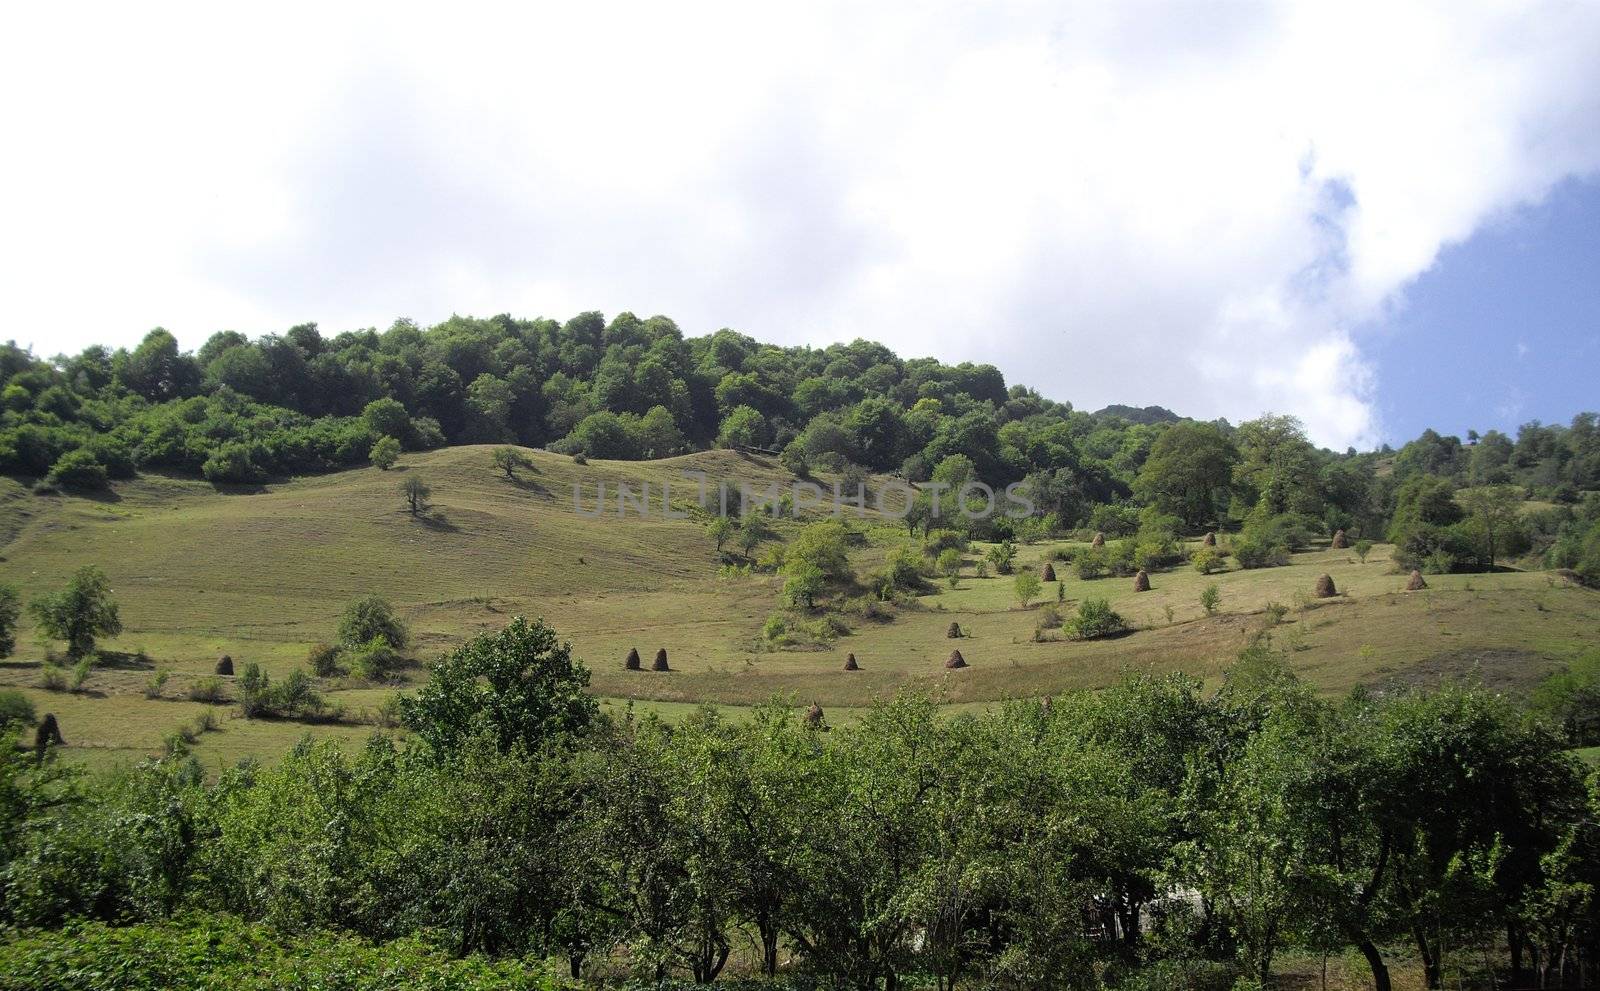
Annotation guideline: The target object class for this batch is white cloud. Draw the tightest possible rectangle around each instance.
[3,0,1598,448]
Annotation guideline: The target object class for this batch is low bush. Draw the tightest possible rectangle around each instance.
[1064,598,1127,640]
[0,915,565,991]
[187,677,227,703]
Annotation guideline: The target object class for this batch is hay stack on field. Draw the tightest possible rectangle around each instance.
[843,653,859,671]
[1314,574,1337,598]
[805,702,824,727]
[946,649,967,669]
[1331,529,1348,549]
[1042,562,1056,582]
[35,713,63,752]
[652,648,670,672]
[1406,570,1428,591]
[1203,532,1216,547]
[1133,570,1151,592]
[215,655,233,676]
[625,648,641,671]
[1091,532,1105,548]
[947,621,962,639]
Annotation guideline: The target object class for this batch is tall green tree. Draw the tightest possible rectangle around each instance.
[29,566,122,659]
[1133,421,1239,529]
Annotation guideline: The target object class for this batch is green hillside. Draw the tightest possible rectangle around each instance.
[1,444,1595,769]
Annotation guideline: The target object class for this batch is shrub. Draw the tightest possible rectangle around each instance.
[987,540,1017,574]
[1200,584,1221,616]
[201,442,267,484]
[1192,546,1224,574]
[1232,537,1289,569]
[1074,547,1108,580]
[763,612,788,641]
[38,663,70,691]
[188,676,227,703]
[0,688,37,730]
[144,669,170,699]
[878,545,927,592]
[347,636,402,682]
[936,547,963,581]
[1354,538,1374,563]
[308,642,342,677]
[1425,548,1456,574]
[370,435,401,470]
[924,529,966,556]
[337,596,408,651]
[1106,539,1139,577]
[48,448,110,489]
[1037,605,1063,630]
[1064,598,1127,640]
[68,657,93,693]
[1014,570,1042,607]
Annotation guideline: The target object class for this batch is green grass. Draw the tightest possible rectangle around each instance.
[2,444,1597,766]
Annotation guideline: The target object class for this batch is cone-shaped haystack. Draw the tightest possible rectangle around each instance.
[843,653,860,671]
[1331,529,1348,549]
[1203,532,1217,547]
[1042,562,1057,582]
[625,648,642,670]
[804,702,824,727]
[1314,574,1337,598]
[945,649,967,669]
[215,655,233,676]
[1091,532,1105,548]
[947,621,962,639]
[652,648,670,671]
[1406,569,1428,591]
[35,713,63,751]
[1133,570,1151,592]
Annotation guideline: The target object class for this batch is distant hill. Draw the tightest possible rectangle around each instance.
[1092,404,1183,425]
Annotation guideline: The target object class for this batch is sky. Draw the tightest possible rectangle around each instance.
[2,1,1598,451]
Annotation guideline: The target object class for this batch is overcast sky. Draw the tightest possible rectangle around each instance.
[3,1,1598,449]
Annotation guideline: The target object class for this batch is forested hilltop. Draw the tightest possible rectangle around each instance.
[3,313,1599,579]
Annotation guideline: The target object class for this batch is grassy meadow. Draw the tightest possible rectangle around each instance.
[1,444,1596,769]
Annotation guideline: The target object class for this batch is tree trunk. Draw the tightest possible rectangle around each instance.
[1510,922,1525,986]
[760,922,779,978]
[1357,939,1392,991]
[1410,923,1443,990]
[568,954,583,980]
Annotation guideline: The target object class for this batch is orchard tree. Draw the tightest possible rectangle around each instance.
[29,565,122,658]
[400,616,598,754]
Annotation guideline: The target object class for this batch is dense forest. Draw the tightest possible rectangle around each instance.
[3,617,1600,991]
[4,314,1598,581]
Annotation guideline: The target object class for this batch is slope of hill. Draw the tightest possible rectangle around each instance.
[0,444,1596,768]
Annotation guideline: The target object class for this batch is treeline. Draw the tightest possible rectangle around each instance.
[3,315,1597,576]
[4,617,1600,990]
